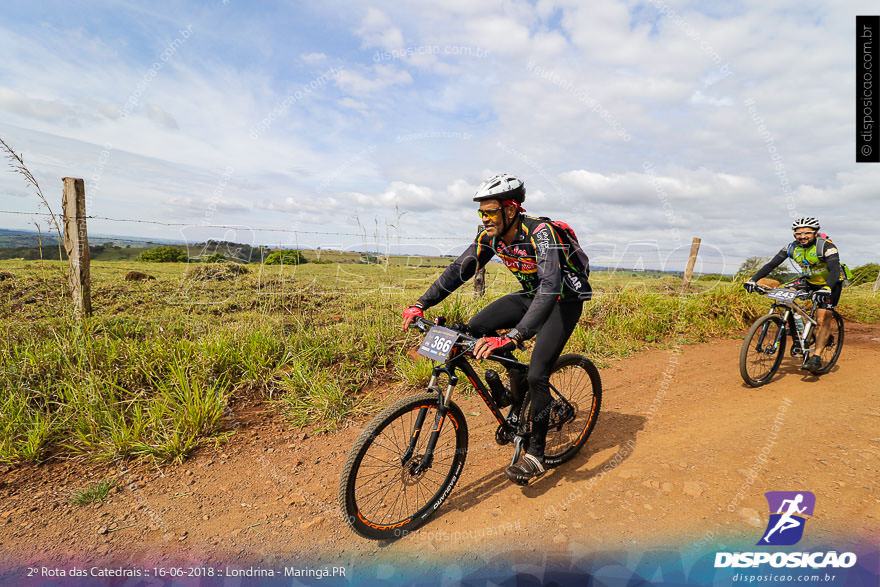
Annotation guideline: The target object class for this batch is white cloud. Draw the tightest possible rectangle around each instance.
[88,100,122,120]
[356,8,404,50]
[337,97,368,114]
[255,195,345,214]
[0,87,77,123]
[335,65,413,95]
[144,103,179,129]
[689,90,733,107]
[463,16,530,56]
[163,195,250,213]
[371,181,433,207]
[300,52,327,64]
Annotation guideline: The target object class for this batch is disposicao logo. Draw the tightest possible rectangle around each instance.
[714,491,858,569]
[758,491,815,546]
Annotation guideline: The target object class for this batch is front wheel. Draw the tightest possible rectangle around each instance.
[806,310,844,374]
[740,314,786,387]
[519,354,602,467]
[338,393,468,540]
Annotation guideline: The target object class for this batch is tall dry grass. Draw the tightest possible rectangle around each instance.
[1,259,876,465]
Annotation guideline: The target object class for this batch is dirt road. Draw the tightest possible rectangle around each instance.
[2,325,879,570]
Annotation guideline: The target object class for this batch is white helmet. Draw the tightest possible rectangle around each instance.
[473,173,525,203]
[792,217,820,231]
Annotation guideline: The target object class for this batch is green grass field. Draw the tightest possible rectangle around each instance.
[1,257,878,466]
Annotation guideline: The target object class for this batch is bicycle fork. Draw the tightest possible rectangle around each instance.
[402,371,458,475]
[756,317,784,354]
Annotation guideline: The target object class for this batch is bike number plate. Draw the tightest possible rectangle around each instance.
[418,326,460,361]
[766,288,797,302]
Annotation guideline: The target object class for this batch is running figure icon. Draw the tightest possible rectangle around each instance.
[762,493,807,543]
[758,491,815,546]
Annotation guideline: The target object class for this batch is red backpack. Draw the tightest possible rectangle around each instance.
[539,217,590,277]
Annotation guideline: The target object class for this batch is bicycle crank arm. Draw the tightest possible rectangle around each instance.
[510,436,525,467]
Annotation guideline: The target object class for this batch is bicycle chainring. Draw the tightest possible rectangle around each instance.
[495,425,513,445]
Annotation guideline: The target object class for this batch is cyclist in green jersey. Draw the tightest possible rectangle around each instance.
[744,216,844,374]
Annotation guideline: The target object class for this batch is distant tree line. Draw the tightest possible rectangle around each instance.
[0,241,137,261]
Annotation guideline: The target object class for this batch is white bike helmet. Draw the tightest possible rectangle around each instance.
[473,173,525,203]
[792,216,820,231]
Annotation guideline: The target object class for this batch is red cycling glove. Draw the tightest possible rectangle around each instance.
[473,336,516,359]
[401,305,424,331]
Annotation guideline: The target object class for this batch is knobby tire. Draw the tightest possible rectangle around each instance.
[740,314,786,387]
[518,353,602,467]
[338,393,468,540]
[806,309,844,375]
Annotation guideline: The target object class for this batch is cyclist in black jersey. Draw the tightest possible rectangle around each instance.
[744,216,843,373]
[401,173,591,483]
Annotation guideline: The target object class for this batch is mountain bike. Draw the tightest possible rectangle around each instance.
[338,316,602,540]
[740,285,844,387]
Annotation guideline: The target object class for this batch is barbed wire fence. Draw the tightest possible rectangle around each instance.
[0,204,490,305]
[0,203,730,307]
[0,209,472,242]
[0,208,720,269]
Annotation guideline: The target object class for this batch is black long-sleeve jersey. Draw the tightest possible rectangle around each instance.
[416,215,591,340]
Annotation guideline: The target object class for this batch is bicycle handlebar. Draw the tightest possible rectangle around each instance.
[409,315,433,333]
[409,316,523,364]
[410,316,478,345]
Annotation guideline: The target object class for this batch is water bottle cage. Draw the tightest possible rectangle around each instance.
[507,368,528,407]
[485,369,512,408]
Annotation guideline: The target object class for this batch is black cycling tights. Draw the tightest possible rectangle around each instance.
[468,292,583,459]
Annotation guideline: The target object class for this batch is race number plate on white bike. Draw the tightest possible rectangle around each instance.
[417,326,460,362]
[766,288,798,302]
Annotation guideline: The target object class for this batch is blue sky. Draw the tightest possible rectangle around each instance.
[1,0,878,272]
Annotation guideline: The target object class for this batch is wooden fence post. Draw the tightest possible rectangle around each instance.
[680,237,702,294]
[474,267,486,297]
[474,225,486,297]
[62,177,92,317]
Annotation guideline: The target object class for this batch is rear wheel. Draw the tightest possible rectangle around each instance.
[338,393,468,540]
[518,354,602,467]
[805,310,844,374]
[740,314,786,387]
